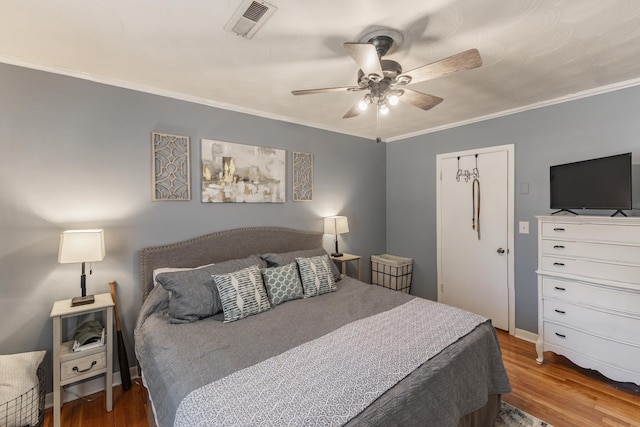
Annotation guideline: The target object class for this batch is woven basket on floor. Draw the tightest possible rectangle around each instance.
[0,367,45,427]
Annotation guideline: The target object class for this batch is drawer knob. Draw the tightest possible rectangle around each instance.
[553,262,565,267]
[553,228,565,232]
[554,286,566,291]
[555,332,566,339]
[72,360,97,374]
[553,245,565,249]
[554,309,566,314]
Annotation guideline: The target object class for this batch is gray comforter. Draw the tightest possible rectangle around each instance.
[135,278,510,427]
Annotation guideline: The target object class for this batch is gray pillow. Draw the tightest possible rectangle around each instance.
[156,254,267,324]
[214,265,271,323]
[296,255,337,298]
[261,248,341,282]
[261,262,304,306]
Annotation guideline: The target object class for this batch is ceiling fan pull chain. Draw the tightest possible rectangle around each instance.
[375,105,381,143]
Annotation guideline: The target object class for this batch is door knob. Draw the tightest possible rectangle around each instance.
[497,248,505,255]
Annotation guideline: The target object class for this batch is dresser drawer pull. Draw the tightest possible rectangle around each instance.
[553,262,565,267]
[555,332,566,339]
[553,228,565,232]
[72,361,97,374]
[554,286,566,291]
[553,245,565,249]
[554,309,566,314]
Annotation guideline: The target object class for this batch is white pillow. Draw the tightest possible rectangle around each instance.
[0,350,46,427]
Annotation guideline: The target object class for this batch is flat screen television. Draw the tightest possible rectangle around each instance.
[550,153,632,214]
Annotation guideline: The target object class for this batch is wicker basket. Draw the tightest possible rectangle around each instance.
[0,367,45,427]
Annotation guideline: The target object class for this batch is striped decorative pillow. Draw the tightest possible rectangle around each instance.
[213,265,271,323]
[296,255,337,298]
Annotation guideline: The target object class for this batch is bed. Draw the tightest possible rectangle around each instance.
[135,227,510,427]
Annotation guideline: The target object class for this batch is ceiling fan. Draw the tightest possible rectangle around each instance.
[291,28,482,141]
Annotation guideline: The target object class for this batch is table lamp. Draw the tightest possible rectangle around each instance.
[58,229,105,306]
[324,216,349,257]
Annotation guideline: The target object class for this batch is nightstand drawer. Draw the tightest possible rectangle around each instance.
[61,352,106,382]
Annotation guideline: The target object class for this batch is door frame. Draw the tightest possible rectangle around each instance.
[436,143,515,335]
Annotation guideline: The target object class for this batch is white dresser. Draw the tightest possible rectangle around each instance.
[536,215,640,385]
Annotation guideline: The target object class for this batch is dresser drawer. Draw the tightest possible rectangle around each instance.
[541,239,640,265]
[61,352,106,382]
[541,256,640,285]
[543,278,640,315]
[543,299,640,345]
[543,322,640,374]
[542,222,640,244]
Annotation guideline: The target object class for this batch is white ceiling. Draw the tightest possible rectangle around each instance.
[3,0,640,142]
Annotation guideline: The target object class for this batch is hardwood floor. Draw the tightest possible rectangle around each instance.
[497,330,640,427]
[44,330,640,426]
[42,379,149,427]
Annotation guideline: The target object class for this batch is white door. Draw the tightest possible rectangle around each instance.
[436,145,514,332]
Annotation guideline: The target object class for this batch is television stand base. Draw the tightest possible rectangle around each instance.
[611,210,628,217]
[551,209,578,215]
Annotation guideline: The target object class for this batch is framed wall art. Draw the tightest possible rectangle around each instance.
[151,132,190,201]
[201,139,286,203]
[292,151,313,202]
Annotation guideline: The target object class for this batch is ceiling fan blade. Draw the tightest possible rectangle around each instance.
[343,102,363,119]
[292,86,360,95]
[399,89,443,111]
[399,48,482,85]
[343,42,383,80]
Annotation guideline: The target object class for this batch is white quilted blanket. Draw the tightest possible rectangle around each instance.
[174,298,486,427]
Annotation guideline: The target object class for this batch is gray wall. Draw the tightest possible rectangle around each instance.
[0,63,386,392]
[387,86,640,333]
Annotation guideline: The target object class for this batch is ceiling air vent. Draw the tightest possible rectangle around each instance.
[225,0,277,39]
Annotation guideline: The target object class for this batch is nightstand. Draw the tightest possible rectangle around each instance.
[50,293,114,427]
[331,253,361,280]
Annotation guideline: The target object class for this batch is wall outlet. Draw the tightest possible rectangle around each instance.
[519,221,529,234]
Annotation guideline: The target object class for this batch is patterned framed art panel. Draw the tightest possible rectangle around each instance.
[292,151,313,202]
[201,139,286,203]
[152,132,191,201]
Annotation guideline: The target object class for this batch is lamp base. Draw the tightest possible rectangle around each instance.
[331,252,344,257]
[71,294,95,307]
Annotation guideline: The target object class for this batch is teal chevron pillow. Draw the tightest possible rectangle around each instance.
[213,265,271,323]
[296,255,337,298]
[261,262,303,306]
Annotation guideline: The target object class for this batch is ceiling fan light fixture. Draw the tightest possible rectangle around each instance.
[388,94,399,106]
[379,104,390,115]
[358,99,369,111]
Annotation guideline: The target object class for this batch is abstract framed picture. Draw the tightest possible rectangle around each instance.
[292,151,313,202]
[151,132,190,201]
[201,139,286,203]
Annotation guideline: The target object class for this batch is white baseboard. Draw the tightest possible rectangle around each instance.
[514,328,538,344]
[45,367,139,409]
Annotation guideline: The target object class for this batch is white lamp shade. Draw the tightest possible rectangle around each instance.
[324,216,349,235]
[58,229,105,264]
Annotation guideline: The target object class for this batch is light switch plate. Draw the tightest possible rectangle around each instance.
[519,221,529,234]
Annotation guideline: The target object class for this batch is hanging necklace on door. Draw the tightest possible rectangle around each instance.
[472,155,481,240]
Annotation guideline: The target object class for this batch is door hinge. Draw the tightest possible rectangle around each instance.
[439,171,442,180]
[440,283,444,293]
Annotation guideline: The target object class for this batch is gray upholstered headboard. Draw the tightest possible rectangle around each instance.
[139,227,323,301]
